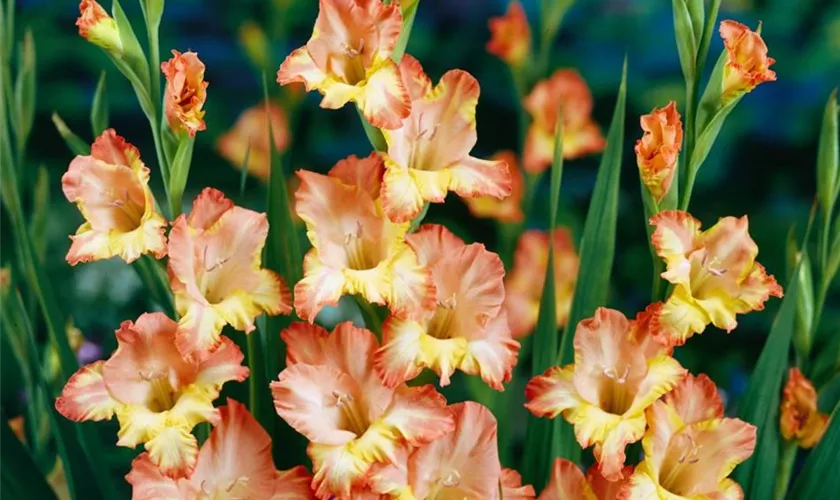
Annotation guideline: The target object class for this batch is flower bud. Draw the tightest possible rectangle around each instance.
[76,0,122,53]
[719,20,776,102]
[161,50,208,137]
[487,1,531,68]
[635,101,683,202]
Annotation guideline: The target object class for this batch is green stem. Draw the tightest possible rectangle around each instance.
[774,440,798,500]
[680,80,698,212]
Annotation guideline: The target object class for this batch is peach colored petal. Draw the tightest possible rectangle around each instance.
[194,337,250,388]
[525,365,582,418]
[162,50,208,137]
[538,458,596,500]
[274,466,316,499]
[308,442,371,499]
[650,210,701,271]
[124,454,181,500]
[398,54,432,100]
[465,151,525,223]
[328,153,385,200]
[500,468,536,499]
[145,425,200,479]
[62,129,166,265]
[587,464,634,500]
[406,223,466,267]
[461,311,520,390]
[487,0,531,66]
[408,402,501,499]
[271,363,361,446]
[54,360,121,422]
[357,58,411,130]
[293,249,348,323]
[189,400,278,498]
[663,373,724,425]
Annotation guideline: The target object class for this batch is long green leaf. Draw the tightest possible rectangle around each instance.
[522,92,566,491]
[734,215,813,499]
[672,0,698,82]
[788,402,840,498]
[262,74,307,467]
[694,0,721,74]
[12,29,35,151]
[0,418,57,500]
[90,71,109,136]
[51,112,90,156]
[557,58,627,365]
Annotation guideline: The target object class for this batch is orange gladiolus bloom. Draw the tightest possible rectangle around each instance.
[217,102,290,181]
[719,20,776,101]
[380,55,512,223]
[523,69,606,173]
[635,101,683,203]
[369,402,505,499]
[162,50,208,137]
[464,151,525,223]
[487,1,531,67]
[293,154,434,323]
[168,188,292,358]
[271,322,454,499]
[623,374,756,499]
[526,307,685,481]
[276,0,410,130]
[780,368,830,448]
[76,0,121,52]
[375,224,520,390]
[539,458,631,500]
[126,400,314,498]
[649,210,783,346]
[55,313,248,477]
[505,228,579,338]
[62,129,167,265]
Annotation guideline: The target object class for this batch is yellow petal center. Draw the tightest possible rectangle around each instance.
[427,295,458,340]
[332,390,369,436]
[140,372,178,412]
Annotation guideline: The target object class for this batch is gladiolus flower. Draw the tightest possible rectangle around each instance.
[622,374,756,499]
[293,154,434,323]
[539,458,631,500]
[505,228,579,338]
[168,188,292,358]
[126,399,314,499]
[375,224,520,390]
[271,322,454,499]
[276,0,410,130]
[487,1,531,67]
[76,0,122,53]
[369,402,503,499]
[525,307,685,481]
[635,101,683,203]
[162,50,208,137]
[719,20,776,102]
[62,129,167,265]
[780,368,829,448]
[380,55,512,223]
[464,151,525,223]
[649,210,783,346]
[523,69,606,174]
[55,313,248,477]
[217,102,290,181]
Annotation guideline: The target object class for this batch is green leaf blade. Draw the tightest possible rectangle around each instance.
[788,403,840,498]
[90,71,109,136]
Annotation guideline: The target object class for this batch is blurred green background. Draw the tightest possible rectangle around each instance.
[3,0,839,482]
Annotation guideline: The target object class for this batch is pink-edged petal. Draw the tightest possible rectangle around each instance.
[186,187,234,230]
[55,360,120,422]
[461,311,520,391]
[662,373,724,424]
[650,210,701,265]
[277,46,327,90]
[125,453,181,500]
[327,153,385,200]
[385,244,437,321]
[190,400,278,498]
[524,365,581,418]
[374,316,426,387]
[448,155,512,200]
[381,160,426,223]
[282,322,331,366]
[406,223,466,267]
[194,337,249,388]
[398,54,432,100]
[271,363,358,446]
[293,249,347,323]
[538,458,596,500]
[274,466,316,499]
[381,384,455,446]
[358,58,411,130]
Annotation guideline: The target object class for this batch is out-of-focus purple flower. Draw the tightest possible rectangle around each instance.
[76,340,103,365]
